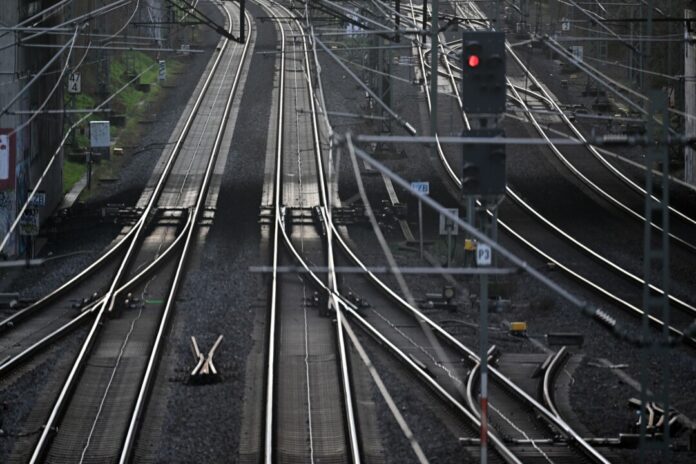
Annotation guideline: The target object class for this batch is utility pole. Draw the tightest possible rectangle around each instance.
[685,7,696,185]
[430,0,438,140]
[96,0,111,103]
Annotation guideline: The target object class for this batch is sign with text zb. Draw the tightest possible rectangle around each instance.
[410,181,430,195]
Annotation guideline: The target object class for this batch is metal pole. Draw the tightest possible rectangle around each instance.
[419,199,423,259]
[395,0,400,41]
[480,203,490,464]
[430,0,438,138]
[480,271,489,464]
[447,228,451,267]
[240,0,245,41]
[685,8,696,185]
[87,151,92,190]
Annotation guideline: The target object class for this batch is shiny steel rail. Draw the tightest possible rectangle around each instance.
[119,6,253,460]
[427,3,696,346]
[262,0,286,458]
[276,213,521,464]
[334,3,611,462]
[261,0,360,460]
[452,1,696,253]
[543,347,571,420]
[28,3,245,461]
[0,211,193,378]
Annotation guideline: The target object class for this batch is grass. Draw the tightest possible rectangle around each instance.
[63,159,87,194]
[63,50,185,199]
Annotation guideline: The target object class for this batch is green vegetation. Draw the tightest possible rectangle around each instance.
[63,159,87,194]
[63,50,184,199]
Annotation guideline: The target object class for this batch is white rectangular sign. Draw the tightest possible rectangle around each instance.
[439,208,459,236]
[0,134,8,180]
[410,181,429,195]
[19,208,39,236]
[158,60,166,81]
[28,191,46,207]
[68,72,81,94]
[90,121,111,148]
[570,45,583,63]
[476,243,492,266]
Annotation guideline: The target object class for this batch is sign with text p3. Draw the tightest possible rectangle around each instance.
[476,243,492,266]
[410,181,429,195]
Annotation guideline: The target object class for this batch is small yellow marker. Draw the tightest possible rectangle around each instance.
[509,321,528,334]
[464,239,477,251]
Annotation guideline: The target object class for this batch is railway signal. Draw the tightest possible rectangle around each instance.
[461,129,506,196]
[460,31,506,114]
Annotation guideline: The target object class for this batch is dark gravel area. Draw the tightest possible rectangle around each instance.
[133,2,274,462]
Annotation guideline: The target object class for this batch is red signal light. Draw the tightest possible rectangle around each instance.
[468,54,480,68]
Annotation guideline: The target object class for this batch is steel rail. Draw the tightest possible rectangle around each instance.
[275,211,522,464]
[262,0,286,458]
[331,221,610,464]
[542,347,570,419]
[275,2,362,461]
[432,7,696,345]
[506,51,696,251]
[504,188,696,317]
[338,5,612,460]
[119,5,252,460]
[455,2,696,251]
[0,211,193,378]
[439,36,696,253]
[28,3,239,460]
[0,224,139,333]
[260,0,361,459]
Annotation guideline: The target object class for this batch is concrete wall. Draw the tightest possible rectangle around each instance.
[686,8,696,186]
[0,0,65,257]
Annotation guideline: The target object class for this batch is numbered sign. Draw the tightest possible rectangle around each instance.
[476,243,492,266]
[68,72,81,94]
[561,18,570,32]
[410,181,430,195]
[439,208,459,236]
[19,208,40,236]
[158,60,166,81]
[27,191,46,207]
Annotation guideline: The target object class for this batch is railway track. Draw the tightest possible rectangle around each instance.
[397,0,696,347]
[5,3,253,462]
[259,0,359,461]
[262,2,611,462]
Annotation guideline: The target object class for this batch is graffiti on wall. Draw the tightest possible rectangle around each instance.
[0,190,16,256]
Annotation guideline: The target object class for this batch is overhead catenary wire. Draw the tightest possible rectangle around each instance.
[8,27,80,138]
[0,0,73,41]
[0,28,81,119]
[0,63,156,255]
[0,0,131,53]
